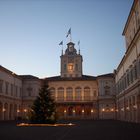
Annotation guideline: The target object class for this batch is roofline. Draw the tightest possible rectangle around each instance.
[45,75,97,82]
[0,65,21,80]
[19,75,41,81]
[67,42,75,45]
[97,73,114,78]
[122,0,137,35]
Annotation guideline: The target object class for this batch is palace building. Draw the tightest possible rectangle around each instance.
[0,0,140,123]
[115,0,140,123]
[0,41,116,120]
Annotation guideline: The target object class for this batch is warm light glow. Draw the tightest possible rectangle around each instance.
[121,108,124,111]
[133,105,137,109]
[111,108,114,112]
[82,109,84,113]
[73,110,75,113]
[91,109,94,113]
[2,108,6,112]
[24,109,27,112]
[17,123,75,127]
[64,110,67,113]
[68,123,73,126]
[68,64,74,71]
[126,107,129,110]
[102,108,105,112]
[17,109,20,113]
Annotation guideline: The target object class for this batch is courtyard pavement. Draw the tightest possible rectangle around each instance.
[0,120,140,140]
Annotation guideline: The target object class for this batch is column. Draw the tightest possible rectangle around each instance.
[64,88,66,101]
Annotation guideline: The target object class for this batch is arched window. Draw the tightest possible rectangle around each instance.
[57,87,64,101]
[50,87,55,100]
[66,87,73,101]
[84,87,90,101]
[75,87,82,101]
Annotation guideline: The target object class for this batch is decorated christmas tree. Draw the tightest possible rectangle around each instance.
[29,83,57,124]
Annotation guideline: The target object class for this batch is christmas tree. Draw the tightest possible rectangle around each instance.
[29,83,57,124]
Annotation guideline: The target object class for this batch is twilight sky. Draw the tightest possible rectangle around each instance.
[0,0,133,78]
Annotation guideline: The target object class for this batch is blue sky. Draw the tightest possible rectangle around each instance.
[0,0,133,78]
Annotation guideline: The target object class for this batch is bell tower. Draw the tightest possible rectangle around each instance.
[60,42,83,78]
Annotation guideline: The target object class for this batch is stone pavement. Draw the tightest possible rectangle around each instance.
[0,120,140,140]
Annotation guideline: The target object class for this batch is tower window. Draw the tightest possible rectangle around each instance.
[64,64,66,70]
[75,64,78,71]
[68,64,74,71]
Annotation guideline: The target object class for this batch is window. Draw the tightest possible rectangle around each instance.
[104,86,110,95]
[134,65,137,80]
[94,90,97,97]
[5,82,9,94]
[130,69,133,83]
[27,87,32,96]
[50,87,55,100]
[64,64,66,71]
[127,72,130,86]
[20,88,22,97]
[75,87,82,101]
[75,64,78,71]
[66,87,73,101]
[0,80,3,93]
[68,64,74,71]
[15,86,18,97]
[57,87,64,101]
[84,87,90,101]
[11,84,13,96]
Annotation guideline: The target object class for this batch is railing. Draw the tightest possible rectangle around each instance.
[55,97,94,102]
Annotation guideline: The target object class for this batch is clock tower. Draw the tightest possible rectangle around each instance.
[61,42,83,78]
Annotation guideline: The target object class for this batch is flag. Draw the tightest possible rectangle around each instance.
[59,41,63,45]
[66,28,71,37]
[78,40,80,45]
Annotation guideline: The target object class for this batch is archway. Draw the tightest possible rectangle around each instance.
[137,94,140,122]
[9,104,13,120]
[4,103,8,120]
[0,102,2,120]
[68,106,73,116]
[14,104,17,120]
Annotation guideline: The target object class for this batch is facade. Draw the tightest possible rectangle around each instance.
[46,76,98,119]
[98,74,116,120]
[115,0,140,123]
[0,66,41,120]
[0,42,115,120]
[0,67,22,120]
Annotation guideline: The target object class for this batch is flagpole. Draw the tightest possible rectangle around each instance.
[62,43,63,55]
[70,31,72,42]
[78,41,80,54]
[66,28,72,42]
[59,41,63,55]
